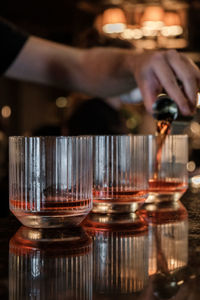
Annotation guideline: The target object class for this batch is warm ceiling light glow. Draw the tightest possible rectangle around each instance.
[1,105,11,118]
[141,5,164,35]
[161,12,183,37]
[56,97,68,108]
[121,28,143,39]
[102,8,127,34]
[103,23,126,34]
[142,20,164,31]
[161,25,183,37]
[142,27,158,37]
[141,6,165,23]
[164,12,181,26]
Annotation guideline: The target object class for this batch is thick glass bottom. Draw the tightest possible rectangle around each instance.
[11,210,90,228]
[146,191,186,203]
[92,201,143,214]
[147,179,187,203]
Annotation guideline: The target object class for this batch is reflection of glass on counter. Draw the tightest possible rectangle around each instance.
[142,201,188,276]
[9,226,92,300]
[83,213,149,295]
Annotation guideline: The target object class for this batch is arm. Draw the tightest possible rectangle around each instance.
[5,36,136,95]
[5,36,200,115]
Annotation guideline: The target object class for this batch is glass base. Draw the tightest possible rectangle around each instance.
[146,191,185,203]
[11,211,90,228]
[92,201,142,214]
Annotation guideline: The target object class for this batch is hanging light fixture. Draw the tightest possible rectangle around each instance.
[163,11,181,26]
[141,5,165,33]
[102,8,127,34]
[161,11,183,37]
[142,6,165,23]
[97,1,188,50]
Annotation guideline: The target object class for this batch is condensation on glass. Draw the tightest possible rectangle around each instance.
[93,135,149,213]
[148,134,188,202]
[9,136,93,228]
[9,226,92,300]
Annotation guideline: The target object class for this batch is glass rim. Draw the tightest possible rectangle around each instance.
[84,134,188,138]
[84,134,150,138]
[148,134,188,139]
[9,134,188,140]
[9,136,93,140]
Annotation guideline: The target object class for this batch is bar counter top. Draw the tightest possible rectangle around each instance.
[1,187,200,300]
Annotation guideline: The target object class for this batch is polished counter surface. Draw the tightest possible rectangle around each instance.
[1,187,200,300]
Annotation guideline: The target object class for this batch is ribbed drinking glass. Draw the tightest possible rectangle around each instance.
[9,136,93,228]
[93,135,148,213]
[148,134,188,202]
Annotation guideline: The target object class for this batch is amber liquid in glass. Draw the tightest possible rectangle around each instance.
[92,187,148,213]
[149,179,187,194]
[10,195,92,228]
[150,120,186,197]
[10,197,91,215]
[93,187,148,203]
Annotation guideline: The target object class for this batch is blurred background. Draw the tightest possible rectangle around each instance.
[0,0,200,137]
[1,0,200,213]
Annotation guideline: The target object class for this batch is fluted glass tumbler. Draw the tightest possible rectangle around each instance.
[148,135,188,202]
[9,136,93,228]
[93,135,149,213]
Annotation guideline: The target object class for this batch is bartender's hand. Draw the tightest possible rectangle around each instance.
[127,50,200,116]
[78,47,200,116]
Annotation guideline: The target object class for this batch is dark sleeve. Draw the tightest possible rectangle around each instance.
[0,18,29,75]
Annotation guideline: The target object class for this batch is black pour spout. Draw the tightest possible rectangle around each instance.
[152,94,179,122]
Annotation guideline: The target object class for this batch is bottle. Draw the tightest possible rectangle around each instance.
[152,94,178,135]
[152,93,178,122]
